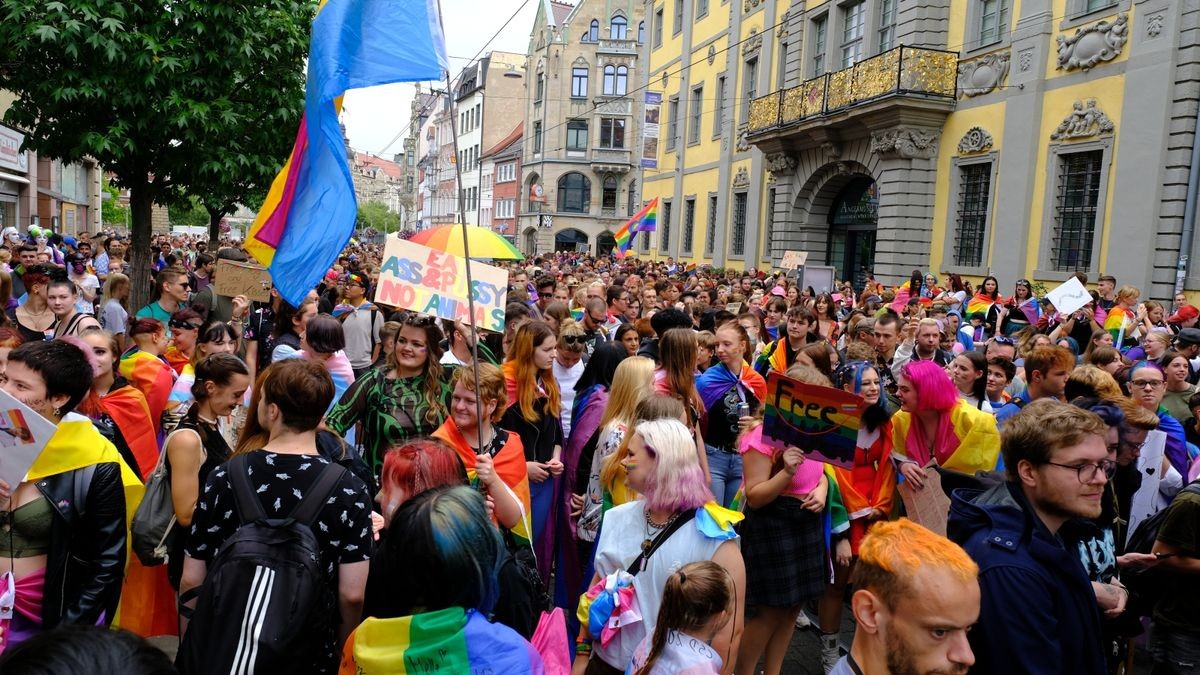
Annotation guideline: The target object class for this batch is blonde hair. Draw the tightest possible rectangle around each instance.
[558,318,585,354]
[598,357,655,433]
[600,394,686,495]
[1067,364,1124,400]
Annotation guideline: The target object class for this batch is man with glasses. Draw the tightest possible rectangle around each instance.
[137,268,190,328]
[336,272,383,381]
[949,399,1111,675]
[579,297,609,363]
[994,345,1072,424]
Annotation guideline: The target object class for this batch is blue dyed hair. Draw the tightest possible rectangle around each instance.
[833,359,891,432]
[381,485,503,617]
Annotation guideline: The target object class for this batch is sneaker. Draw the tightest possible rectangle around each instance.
[820,632,840,673]
[794,610,811,629]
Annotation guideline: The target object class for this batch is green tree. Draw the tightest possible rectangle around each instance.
[356,200,400,234]
[99,173,128,228]
[0,0,313,309]
[168,196,208,228]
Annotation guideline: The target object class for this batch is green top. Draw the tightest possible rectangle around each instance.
[0,495,53,557]
[135,300,173,326]
[325,368,449,473]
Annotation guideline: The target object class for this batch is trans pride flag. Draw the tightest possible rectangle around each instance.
[246,0,448,305]
[614,198,658,258]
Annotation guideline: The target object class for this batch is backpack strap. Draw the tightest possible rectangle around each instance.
[229,454,267,524]
[290,463,346,526]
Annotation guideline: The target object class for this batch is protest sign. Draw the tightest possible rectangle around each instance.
[761,372,864,469]
[1045,276,1091,316]
[0,388,56,492]
[376,238,509,333]
[897,463,950,536]
[725,302,742,315]
[779,251,808,270]
[214,260,273,303]
[1127,429,1167,546]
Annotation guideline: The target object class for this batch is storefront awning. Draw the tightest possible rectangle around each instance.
[0,171,30,185]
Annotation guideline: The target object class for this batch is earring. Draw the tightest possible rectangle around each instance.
[53,407,62,418]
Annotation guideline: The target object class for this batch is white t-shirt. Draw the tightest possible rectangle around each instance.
[100,298,128,334]
[72,274,100,314]
[554,357,585,436]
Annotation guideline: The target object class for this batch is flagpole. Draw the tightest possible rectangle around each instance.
[434,7,487,453]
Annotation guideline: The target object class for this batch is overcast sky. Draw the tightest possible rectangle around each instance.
[341,0,541,157]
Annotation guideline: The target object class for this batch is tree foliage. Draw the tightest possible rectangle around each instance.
[99,173,128,228]
[0,0,314,308]
[357,200,401,234]
[168,196,208,229]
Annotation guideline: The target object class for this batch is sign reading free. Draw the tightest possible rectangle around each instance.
[377,237,509,332]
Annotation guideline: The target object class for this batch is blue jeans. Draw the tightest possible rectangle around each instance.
[1151,624,1200,675]
[706,444,743,508]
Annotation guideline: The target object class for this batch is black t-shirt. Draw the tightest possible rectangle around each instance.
[705,386,760,452]
[1152,489,1200,629]
[242,306,277,371]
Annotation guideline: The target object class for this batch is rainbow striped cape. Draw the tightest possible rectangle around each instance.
[965,292,996,318]
[432,419,533,547]
[1105,304,1130,344]
[118,349,176,434]
[339,608,544,674]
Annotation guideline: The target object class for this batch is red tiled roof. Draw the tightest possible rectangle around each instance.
[354,152,402,180]
[482,124,523,158]
[550,0,573,26]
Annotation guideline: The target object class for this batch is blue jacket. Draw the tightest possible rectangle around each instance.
[948,482,1106,675]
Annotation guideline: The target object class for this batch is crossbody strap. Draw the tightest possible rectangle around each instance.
[290,463,346,526]
[228,454,266,524]
[628,509,696,576]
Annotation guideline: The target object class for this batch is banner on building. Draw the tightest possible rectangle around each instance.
[641,92,662,169]
[0,125,28,173]
[761,372,865,469]
[376,237,508,332]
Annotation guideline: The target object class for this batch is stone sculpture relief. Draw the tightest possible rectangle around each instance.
[777,11,790,41]
[957,127,994,154]
[1056,13,1128,71]
[1147,13,1165,38]
[742,29,762,56]
[732,166,750,189]
[764,152,797,174]
[870,127,940,159]
[1018,48,1035,72]
[708,45,716,65]
[742,0,762,13]
[958,52,1010,98]
[1050,99,1115,141]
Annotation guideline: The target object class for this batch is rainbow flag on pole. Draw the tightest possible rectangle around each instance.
[614,197,659,258]
[245,0,448,305]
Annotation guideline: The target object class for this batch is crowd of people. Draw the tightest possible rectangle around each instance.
[0,231,1196,675]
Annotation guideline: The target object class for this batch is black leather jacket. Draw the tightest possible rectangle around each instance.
[33,461,127,629]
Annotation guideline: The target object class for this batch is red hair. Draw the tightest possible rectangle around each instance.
[379,439,467,499]
[128,318,164,337]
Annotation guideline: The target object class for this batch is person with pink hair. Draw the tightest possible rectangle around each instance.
[891,361,1001,489]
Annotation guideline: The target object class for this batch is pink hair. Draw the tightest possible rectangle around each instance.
[901,360,958,412]
[635,418,714,512]
[55,335,100,376]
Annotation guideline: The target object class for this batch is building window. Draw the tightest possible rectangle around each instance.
[688,85,703,144]
[615,66,628,95]
[731,193,747,256]
[682,197,695,254]
[978,0,1009,47]
[764,188,775,259]
[638,20,645,43]
[674,0,684,34]
[714,76,725,137]
[698,0,709,19]
[667,97,679,150]
[878,0,896,52]
[599,118,625,148]
[1084,0,1116,12]
[558,172,592,213]
[705,194,718,255]
[611,15,627,39]
[587,19,599,42]
[812,15,827,76]
[660,200,672,252]
[741,58,757,127]
[535,74,544,102]
[566,120,589,152]
[533,121,543,153]
[840,1,865,68]
[628,180,637,214]
[602,176,618,211]
[954,162,992,267]
[498,162,516,182]
[571,67,589,98]
[654,8,664,47]
[1051,150,1104,272]
[603,66,628,96]
[777,42,788,88]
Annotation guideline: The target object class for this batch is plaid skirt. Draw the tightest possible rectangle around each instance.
[741,495,827,608]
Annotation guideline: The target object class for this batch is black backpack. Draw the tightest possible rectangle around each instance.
[176,456,346,674]
[1121,481,1200,617]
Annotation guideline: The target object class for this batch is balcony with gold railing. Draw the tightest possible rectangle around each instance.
[747,45,958,140]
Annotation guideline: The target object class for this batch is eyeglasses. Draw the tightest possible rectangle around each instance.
[1130,379,1165,389]
[1045,459,1117,484]
[992,336,1016,345]
[562,335,585,345]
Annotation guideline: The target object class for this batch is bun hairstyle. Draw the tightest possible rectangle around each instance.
[635,561,734,675]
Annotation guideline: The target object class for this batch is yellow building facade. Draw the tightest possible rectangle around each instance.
[643,0,1199,298]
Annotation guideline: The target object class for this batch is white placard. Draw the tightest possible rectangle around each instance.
[1126,429,1167,546]
[1045,276,1091,316]
[780,251,809,270]
[0,388,56,491]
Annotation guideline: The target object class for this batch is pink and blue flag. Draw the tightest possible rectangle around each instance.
[246,0,448,305]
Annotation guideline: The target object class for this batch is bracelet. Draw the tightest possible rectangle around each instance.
[575,641,593,655]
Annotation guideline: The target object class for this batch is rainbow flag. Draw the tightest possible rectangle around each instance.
[965,292,996,318]
[684,262,698,276]
[245,0,448,305]
[614,197,659,258]
[340,607,544,674]
[1105,304,1130,344]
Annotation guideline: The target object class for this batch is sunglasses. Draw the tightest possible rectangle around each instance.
[562,335,586,345]
[992,336,1016,345]
[169,320,202,330]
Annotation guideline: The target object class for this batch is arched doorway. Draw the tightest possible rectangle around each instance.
[597,231,616,256]
[523,227,538,255]
[555,228,589,252]
[827,176,878,287]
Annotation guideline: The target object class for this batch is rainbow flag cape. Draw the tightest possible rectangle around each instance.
[614,198,659,258]
[698,361,767,411]
[1105,304,1130,344]
[340,607,544,674]
[245,0,448,305]
[119,349,176,434]
[432,419,533,547]
[965,292,996,317]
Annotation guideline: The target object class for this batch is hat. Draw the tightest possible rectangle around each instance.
[1169,305,1199,324]
[63,236,77,248]
[1176,327,1200,346]
[769,286,785,297]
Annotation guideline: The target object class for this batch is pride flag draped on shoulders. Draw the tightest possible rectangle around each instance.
[614,198,658,258]
[245,0,449,305]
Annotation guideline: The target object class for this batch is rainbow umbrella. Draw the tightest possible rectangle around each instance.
[407,224,524,260]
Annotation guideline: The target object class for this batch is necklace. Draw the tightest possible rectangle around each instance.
[642,508,680,554]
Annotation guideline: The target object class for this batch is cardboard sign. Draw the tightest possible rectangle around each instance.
[780,251,809,270]
[761,372,865,469]
[214,260,272,303]
[725,302,742,315]
[897,463,951,536]
[1127,430,1167,546]
[0,389,57,492]
[376,238,509,333]
[1045,276,1091,316]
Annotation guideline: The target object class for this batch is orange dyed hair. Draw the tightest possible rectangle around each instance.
[503,320,561,423]
[851,518,979,611]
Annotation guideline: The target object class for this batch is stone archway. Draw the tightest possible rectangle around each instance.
[555,227,589,252]
[522,227,538,255]
[787,160,876,279]
[596,231,617,256]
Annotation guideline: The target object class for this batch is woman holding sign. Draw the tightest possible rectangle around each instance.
[698,323,767,508]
